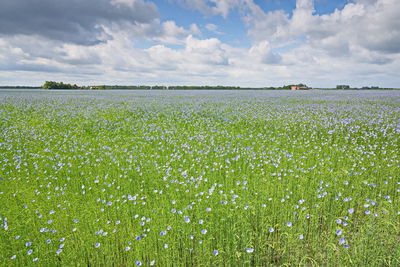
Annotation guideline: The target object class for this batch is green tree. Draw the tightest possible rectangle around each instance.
[42,81,80,89]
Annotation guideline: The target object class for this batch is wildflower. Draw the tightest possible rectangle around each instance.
[136,261,142,266]
[246,248,254,253]
[299,234,304,240]
[286,222,292,227]
[56,249,62,254]
[336,230,342,236]
[150,260,155,266]
[213,250,219,256]
[95,243,100,248]
[269,227,274,233]
[125,246,131,251]
[184,216,190,223]
[348,208,354,214]
[339,237,346,244]
[28,249,33,255]
[11,255,16,260]
[201,229,207,234]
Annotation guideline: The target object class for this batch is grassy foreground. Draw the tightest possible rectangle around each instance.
[0,91,399,266]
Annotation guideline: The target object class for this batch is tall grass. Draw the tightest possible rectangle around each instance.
[0,90,399,266]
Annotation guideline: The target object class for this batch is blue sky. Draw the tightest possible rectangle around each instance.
[156,0,350,47]
[0,0,399,87]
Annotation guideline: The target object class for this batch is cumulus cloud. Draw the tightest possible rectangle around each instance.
[249,41,281,64]
[1,0,399,87]
[246,0,400,58]
[0,0,158,45]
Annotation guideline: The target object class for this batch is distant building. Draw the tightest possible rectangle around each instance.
[291,85,310,90]
[336,85,350,89]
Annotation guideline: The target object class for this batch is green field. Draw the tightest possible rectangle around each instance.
[0,90,399,266]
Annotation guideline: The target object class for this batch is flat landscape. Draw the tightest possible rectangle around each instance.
[0,90,399,266]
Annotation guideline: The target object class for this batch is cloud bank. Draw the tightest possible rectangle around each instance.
[0,0,399,87]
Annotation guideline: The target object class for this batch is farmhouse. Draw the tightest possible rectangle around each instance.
[291,85,310,90]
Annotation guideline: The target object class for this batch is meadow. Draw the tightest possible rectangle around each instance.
[0,90,399,266]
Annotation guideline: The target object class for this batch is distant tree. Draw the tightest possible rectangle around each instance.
[42,81,80,89]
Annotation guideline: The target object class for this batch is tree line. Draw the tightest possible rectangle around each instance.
[41,81,315,90]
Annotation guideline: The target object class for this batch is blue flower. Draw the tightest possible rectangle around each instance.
[213,250,219,256]
[348,208,354,214]
[246,248,254,253]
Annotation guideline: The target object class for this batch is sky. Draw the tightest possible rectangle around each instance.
[0,0,399,88]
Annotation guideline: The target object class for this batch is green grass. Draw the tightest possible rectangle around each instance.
[0,91,399,266]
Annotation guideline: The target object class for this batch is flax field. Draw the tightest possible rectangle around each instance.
[0,90,399,266]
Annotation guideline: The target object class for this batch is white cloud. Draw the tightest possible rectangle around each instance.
[249,41,281,64]
[1,0,400,87]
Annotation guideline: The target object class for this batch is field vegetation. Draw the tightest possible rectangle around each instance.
[0,90,399,266]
